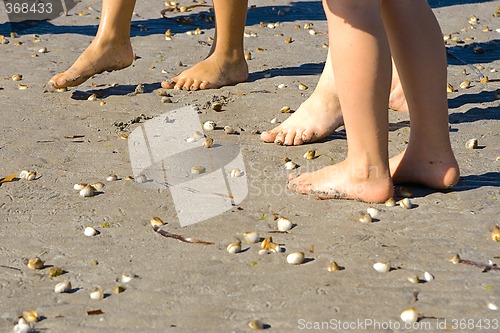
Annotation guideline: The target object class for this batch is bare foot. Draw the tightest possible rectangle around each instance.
[390,147,460,190]
[388,75,409,112]
[49,38,134,89]
[288,160,394,203]
[161,54,248,90]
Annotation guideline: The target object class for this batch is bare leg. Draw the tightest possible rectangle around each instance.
[49,0,135,88]
[162,0,248,90]
[288,0,394,203]
[384,0,459,189]
[260,54,408,146]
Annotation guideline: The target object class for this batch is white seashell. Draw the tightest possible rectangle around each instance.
[407,275,420,284]
[270,117,278,124]
[230,168,242,178]
[373,261,391,273]
[120,274,135,283]
[203,121,216,131]
[465,138,478,149]
[277,216,293,231]
[106,174,118,182]
[327,261,341,272]
[248,319,265,330]
[358,213,372,223]
[278,83,286,89]
[84,226,97,237]
[243,232,260,244]
[223,126,235,134]
[385,198,396,207]
[400,307,419,324]
[73,183,87,190]
[203,137,214,148]
[399,198,413,209]
[19,170,30,179]
[303,149,316,160]
[258,249,270,255]
[487,302,498,311]
[13,318,31,333]
[91,182,105,191]
[38,47,48,53]
[89,287,104,300]
[135,174,148,183]
[54,280,72,293]
[423,271,434,282]
[287,251,305,265]
[26,171,36,181]
[284,161,298,170]
[366,207,381,219]
[191,166,206,175]
[226,241,242,254]
[79,185,95,197]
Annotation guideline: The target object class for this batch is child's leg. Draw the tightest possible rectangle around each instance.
[260,53,408,146]
[49,0,135,88]
[162,0,248,90]
[383,0,459,189]
[288,0,394,203]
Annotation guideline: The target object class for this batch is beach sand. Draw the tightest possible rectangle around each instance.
[0,0,499,332]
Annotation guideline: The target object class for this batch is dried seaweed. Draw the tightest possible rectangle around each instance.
[458,258,500,272]
[153,226,213,245]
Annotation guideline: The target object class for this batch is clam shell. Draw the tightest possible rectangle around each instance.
[90,287,104,300]
[226,241,242,254]
[286,251,305,265]
[423,271,434,282]
[276,216,293,231]
[373,261,390,273]
[203,121,216,131]
[150,217,165,227]
[84,226,97,237]
[54,280,72,293]
[400,307,418,324]
[191,166,206,175]
[248,319,265,330]
[366,207,381,219]
[79,185,95,197]
[358,213,373,223]
[465,138,478,149]
[327,261,341,272]
[91,182,105,191]
[27,257,44,270]
[243,232,260,244]
[491,226,500,241]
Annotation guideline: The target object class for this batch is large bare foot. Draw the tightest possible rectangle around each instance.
[390,147,460,190]
[49,38,134,89]
[288,160,394,203]
[161,54,248,90]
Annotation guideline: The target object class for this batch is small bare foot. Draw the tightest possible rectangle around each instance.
[390,148,460,190]
[161,55,248,90]
[288,160,394,203]
[388,74,409,113]
[49,38,134,89]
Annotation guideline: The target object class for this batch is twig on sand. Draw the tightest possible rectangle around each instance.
[457,258,500,272]
[153,226,214,245]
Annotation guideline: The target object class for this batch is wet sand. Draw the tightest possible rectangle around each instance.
[0,0,499,332]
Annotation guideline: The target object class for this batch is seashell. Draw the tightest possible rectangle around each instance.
[285,37,293,44]
[84,226,97,237]
[54,280,72,293]
[25,171,36,181]
[258,249,270,255]
[280,106,292,113]
[490,225,500,241]
[399,198,413,209]
[308,29,316,35]
[48,266,63,278]
[449,254,460,264]
[277,216,293,231]
[106,174,118,182]
[203,137,214,148]
[270,117,278,124]
[18,84,28,90]
[303,149,317,160]
[11,74,22,81]
[465,138,478,149]
[407,275,420,284]
[248,319,265,330]
[38,47,48,53]
[459,81,471,89]
[261,237,273,250]
[400,307,419,324]
[91,182,105,191]
[73,183,87,191]
[358,213,372,223]
[27,257,44,270]
[287,251,305,265]
[22,310,39,323]
[446,83,454,93]
[243,232,260,244]
[469,15,479,24]
[244,52,252,60]
[113,285,126,294]
[277,83,286,89]
[90,287,104,300]
[161,97,172,103]
[223,126,235,134]
[298,83,308,90]
[366,207,381,219]
[191,166,206,175]
[373,261,390,273]
[423,271,434,282]
[327,261,341,272]
[87,93,98,101]
[13,318,31,333]
[284,161,298,170]
[480,76,489,83]
[120,273,136,283]
[203,121,216,131]
[230,168,242,178]
[226,241,242,254]
[384,198,396,207]
[304,23,313,29]
[487,302,498,311]
[211,102,223,112]
[150,217,165,227]
[135,174,148,183]
[79,185,95,197]
[19,170,30,179]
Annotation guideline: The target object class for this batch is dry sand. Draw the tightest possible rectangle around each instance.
[0,0,499,332]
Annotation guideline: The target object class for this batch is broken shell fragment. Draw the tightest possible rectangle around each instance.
[327,261,341,272]
[399,198,413,209]
[261,237,273,250]
[243,232,260,244]
[106,174,118,182]
[203,121,216,131]
[22,310,39,323]
[284,161,298,170]
[400,307,419,324]
[248,319,265,330]
[191,166,206,175]
[90,287,104,300]
[287,251,305,265]
[27,257,44,270]
[84,226,97,237]
[91,182,105,191]
[226,241,242,254]
[491,226,500,241]
[366,207,381,219]
[465,138,478,149]
[277,216,293,231]
[358,213,373,223]
[211,102,223,112]
[79,185,95,197]
[230,168,242,178]
[113,285,126,294]
[373,261,391,273]
[203,137,214,148]
[244,52,252,60]
[54,280,72,293]
[423,271,434,282]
